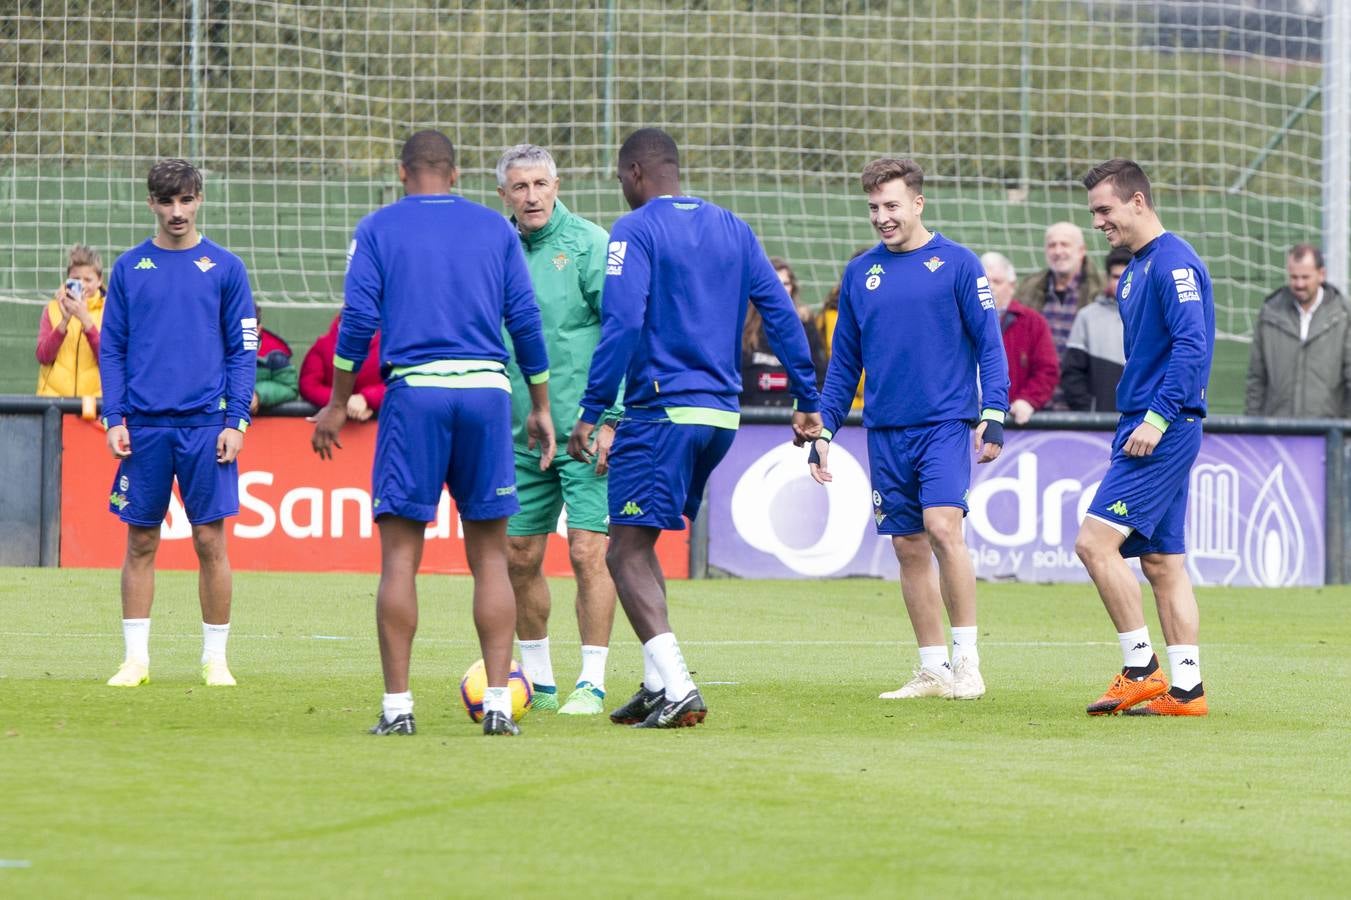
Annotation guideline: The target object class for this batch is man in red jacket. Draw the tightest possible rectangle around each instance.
[299,313,385,419]
[982,252,1059,424]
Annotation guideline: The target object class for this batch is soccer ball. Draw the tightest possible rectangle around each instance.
[458,658,533,723]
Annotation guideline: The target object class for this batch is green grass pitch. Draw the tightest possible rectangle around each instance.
[2,568,1348,897]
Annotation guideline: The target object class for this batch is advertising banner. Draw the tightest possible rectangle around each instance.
[60,416,689,576]
[706,425,1325,587]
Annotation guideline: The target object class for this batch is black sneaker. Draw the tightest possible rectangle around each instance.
[634,688,707,729]
[369,712,416,735]
[609,684,666,725]
[482,710,520,736]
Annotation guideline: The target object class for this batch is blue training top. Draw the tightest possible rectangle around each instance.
[1114,231,1215,425]
[579,195,820,426]
[100,235,256,430]
[820,232,1009,436]
[337,193,549,388]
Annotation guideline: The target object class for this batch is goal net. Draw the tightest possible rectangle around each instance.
[0,0,1329,407]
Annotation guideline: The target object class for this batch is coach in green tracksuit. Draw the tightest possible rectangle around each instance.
[498,144,621,716]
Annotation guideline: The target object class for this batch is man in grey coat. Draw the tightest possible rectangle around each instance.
[1245,244,1351,418]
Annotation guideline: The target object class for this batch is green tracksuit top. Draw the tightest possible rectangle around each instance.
[505,199,620,452]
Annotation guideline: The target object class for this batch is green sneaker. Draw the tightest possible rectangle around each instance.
[558,682,605,716]
[531,684,559,712]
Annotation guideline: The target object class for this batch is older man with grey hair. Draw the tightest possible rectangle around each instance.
[1015,221,1105,357]
[983,250,1059,424]
[495,143,622,715]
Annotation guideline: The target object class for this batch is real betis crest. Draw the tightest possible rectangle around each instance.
[552,252,569,271]
[923,256,945,272]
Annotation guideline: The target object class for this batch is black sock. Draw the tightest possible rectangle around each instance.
[1122,654,1159,681]
[1168,681,1204,701]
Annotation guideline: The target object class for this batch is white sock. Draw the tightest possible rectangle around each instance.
[518,637,555,688]
[641,642,665,693]
[122,618,150,664]
[950,626,979,666]
[201,621,230,664]
[382,691,413,721]
[578,645,609,691]
[483,685,512,717]
[644,632,695,701]
[1118,627,1154,669]
[918,645,950,675]
[1166,645,1201,691]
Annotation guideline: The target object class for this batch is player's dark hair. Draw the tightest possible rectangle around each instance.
[1082,159,1153,209]
[1288,243,1325,269]
[860,158,923,195]
[618,128,679,169]
[147,158,202,198]
[1104,246,1134,272]
[401,130,456,175]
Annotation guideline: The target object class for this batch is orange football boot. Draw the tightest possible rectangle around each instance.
[1086,657,1169,716]
[1125,688,1209,717]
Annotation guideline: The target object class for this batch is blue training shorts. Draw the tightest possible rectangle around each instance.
[867,420,973,536]
[1087,412,1203,558]
[605,416,735,531]
[108,424,239,526]
[371,382,518,523]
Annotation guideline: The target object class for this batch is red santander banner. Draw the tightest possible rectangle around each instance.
[61,416,689,576]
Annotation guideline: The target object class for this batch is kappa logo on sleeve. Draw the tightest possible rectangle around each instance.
[976,275,996,310]
[606,241,628,275]
[345,239,357,273]
[241,317,259,351]
[1172,267,1201,303]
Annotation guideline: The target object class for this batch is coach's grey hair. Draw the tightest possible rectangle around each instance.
[980,251,1016,283]
[495,144,558,187]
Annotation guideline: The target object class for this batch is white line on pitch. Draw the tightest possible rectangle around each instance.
[0,632,1128,647]
[0,860,33,868]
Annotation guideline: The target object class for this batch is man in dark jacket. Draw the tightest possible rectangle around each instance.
[1063,247,1132,412]
[1014,221,1105,357]
[1245,244,1351,418]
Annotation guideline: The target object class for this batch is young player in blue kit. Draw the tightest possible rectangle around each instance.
[1075,159,1214,717]
[808,158,1009,702]
[310,131,555,737]
[567,128,822,728]
[101,158,257,689]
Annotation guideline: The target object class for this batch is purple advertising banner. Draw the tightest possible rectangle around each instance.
[705,426,1326,587]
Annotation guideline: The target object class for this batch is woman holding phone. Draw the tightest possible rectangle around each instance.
[36,244,106,397]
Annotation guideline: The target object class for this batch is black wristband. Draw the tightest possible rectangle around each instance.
[807,434,830,466]
[980,418,1004,447]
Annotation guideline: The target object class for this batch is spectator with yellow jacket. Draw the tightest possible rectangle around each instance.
[36,244,105,397]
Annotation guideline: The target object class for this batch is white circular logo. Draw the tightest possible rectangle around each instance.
[730,441,873,576]
[865,274,881,291]
[872,490,882,507]
[119,475,129,491]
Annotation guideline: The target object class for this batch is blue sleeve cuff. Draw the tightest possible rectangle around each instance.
[578,405,603,426]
